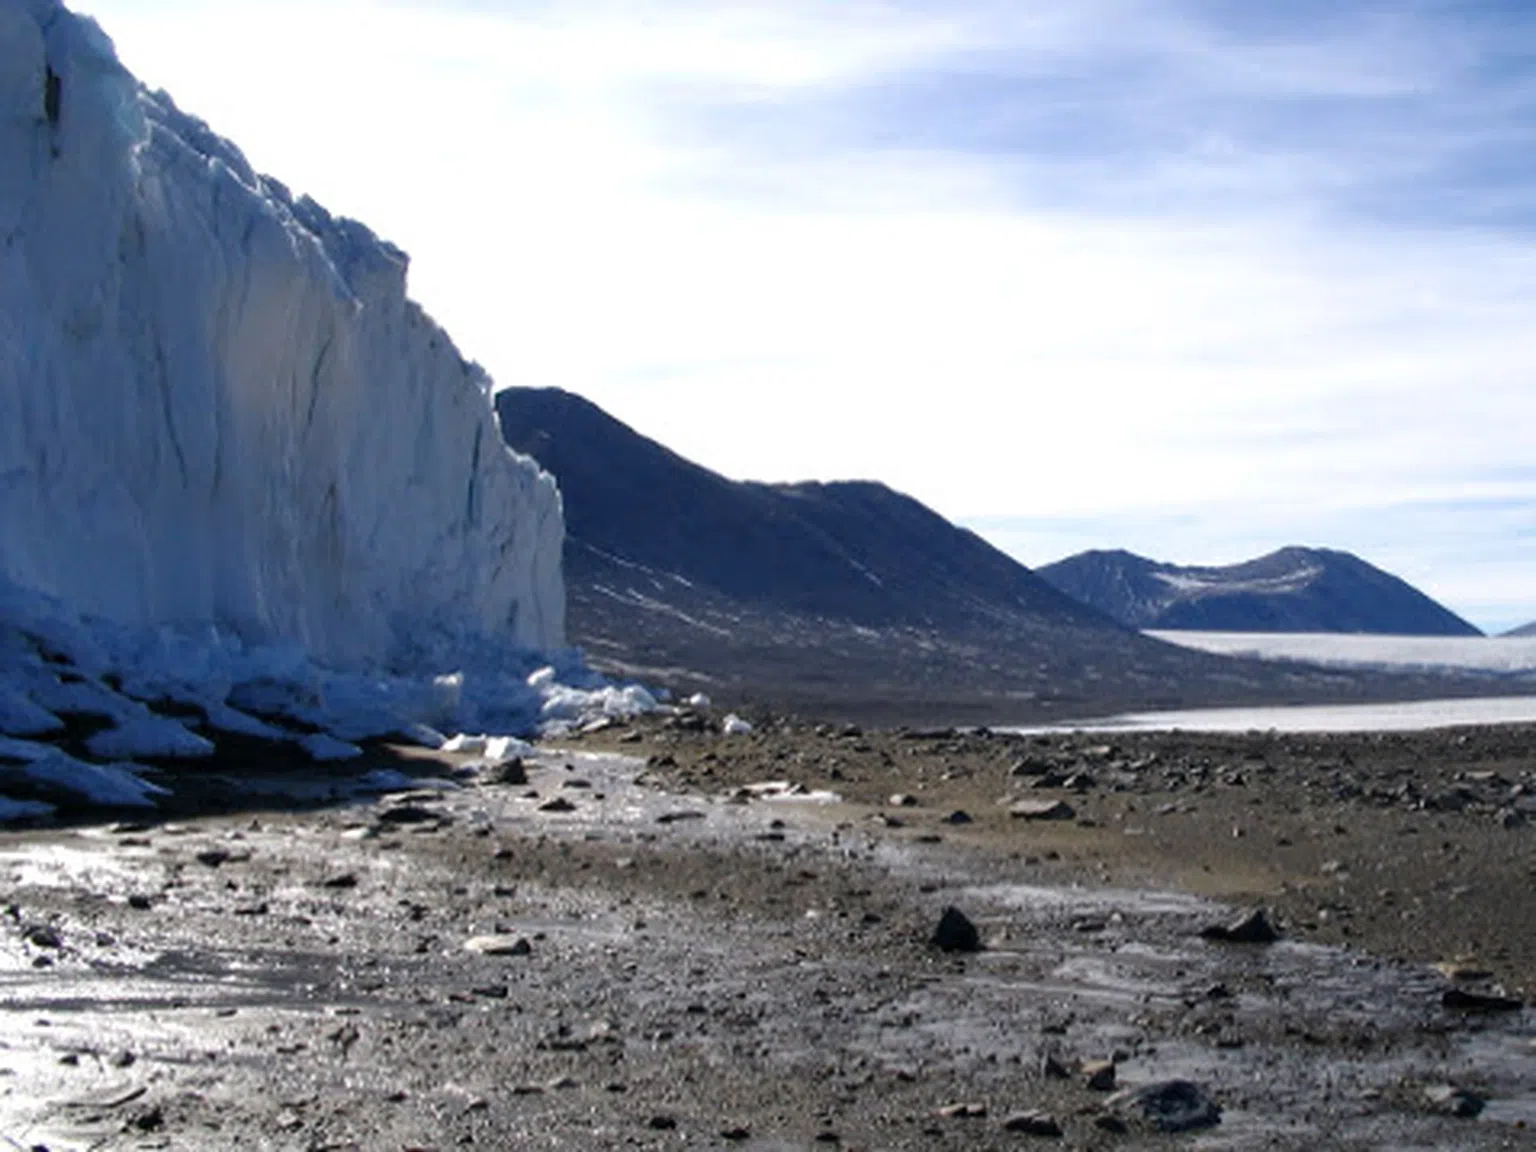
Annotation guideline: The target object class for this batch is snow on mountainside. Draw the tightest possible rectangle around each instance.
[0,2,647,818]
[1504,621,1536,638]
[1038,548,1481,637]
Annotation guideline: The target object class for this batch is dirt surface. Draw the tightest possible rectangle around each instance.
[1,715,1533,1150]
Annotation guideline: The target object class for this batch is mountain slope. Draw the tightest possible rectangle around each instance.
[0,1,562,666]
[493,389,1479,722]
[1504,621,1536,637]
[1038,548,1480,637]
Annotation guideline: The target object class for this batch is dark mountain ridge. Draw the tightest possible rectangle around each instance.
[494,388,1497,723]
[1039,547,1480,636]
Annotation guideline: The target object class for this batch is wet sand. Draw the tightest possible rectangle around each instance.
[0,716,1532,1149]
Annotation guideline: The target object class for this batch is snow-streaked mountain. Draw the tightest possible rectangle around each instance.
[1504,621,1536,637]
[1039,548,1480,637]
[2,0,563,668]
[491,389,1487,723]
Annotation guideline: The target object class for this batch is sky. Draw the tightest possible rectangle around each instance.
[81,0,1536,632]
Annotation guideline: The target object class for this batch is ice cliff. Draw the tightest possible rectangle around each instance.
[0,0,564,667]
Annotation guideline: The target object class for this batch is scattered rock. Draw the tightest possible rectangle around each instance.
[1010,757,1054,777]
[1093,1113,1129,1134]
[319,872,358,889]
[486,757,528,785]
[936,1102,987,1119]
[195,848,231,867]
[1200,907,1279,944]
[719,1125,751,1141]
[1442,987,1523,1012]
[1008,799,1076,821]
[943,809,974,825]
[1001,1109,1062,1136]
[538,797,577,813]
[931,906,982,953]
[463,935,532,957]
[647,1114,678,1130]
[889,793,919,808]
[377,804,444,825]
[1433,961,1494,982]
[656,810,706,824]
[1424,1085,1485,1118]
[1040,1053,1071,1080]
[1082,1059,1117,1091]
[126,894,153,910]
[1106,1079,1221,1133]
[23,924,61,949]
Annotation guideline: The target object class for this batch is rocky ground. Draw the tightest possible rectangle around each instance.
[0,712,1532,1150]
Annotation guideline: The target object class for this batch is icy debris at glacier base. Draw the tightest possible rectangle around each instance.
[0,580,657,819]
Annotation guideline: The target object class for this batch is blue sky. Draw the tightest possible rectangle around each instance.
[83,0,1536,631]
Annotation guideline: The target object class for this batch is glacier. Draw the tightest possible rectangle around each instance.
[0,1,653,817]
[1,0,563,665]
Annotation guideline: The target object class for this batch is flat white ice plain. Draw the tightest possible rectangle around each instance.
[1015,631,1536,734]
[1148,630,1536,677]
[1025,694,1536,735]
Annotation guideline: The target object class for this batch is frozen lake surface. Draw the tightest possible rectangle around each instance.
[1029,693,1536,734]
[1150,630,1536,677]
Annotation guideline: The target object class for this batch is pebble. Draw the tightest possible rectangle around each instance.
[930,906,982,953]
[463,934,532,957]
[1106,1079,1221,1133]
[1001,1109,1062,1136]
[1082,1058,1117,1091]
[1200,907,1279,944]
[1424,1084,1485,1118]
[936,1102,987,1118]
[1008,799,1076,821]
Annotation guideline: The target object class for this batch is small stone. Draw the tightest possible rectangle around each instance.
[1082,1059,1117,1091]
[377,803,443,825]
[944,810,974,825]
[720,1125,751,1141]
[1010,757,1054,777]
[1040,1053,1071,1079]
[936,1102,987,1118]
[23,924,61,949]
[320,873,358,889]
[126,894,153,910]
[488,757,528,785]
[1433,961,1494,982]
[463,934,532,957]
[1009,799,1076,821]
[538,797,577,813]
[656,810,705,824]
[931,906,982,953]
[1200,907,1278,944]
[1093,1114,1129,1134]
[647,1115,677,1131]
[1442,987,1523,1012]
[889,793,919,808]
[1424,1084,1485,1118]
[1106,1079,1221,1133]
[195,848,231,867]
[1001,1109,1062,1136]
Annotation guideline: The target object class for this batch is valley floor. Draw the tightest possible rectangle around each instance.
[1,715,1532,1149]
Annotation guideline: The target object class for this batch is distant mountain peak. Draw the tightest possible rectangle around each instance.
[1038,548,1481,637]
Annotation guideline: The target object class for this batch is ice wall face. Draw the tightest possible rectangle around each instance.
[0,0,564,668]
